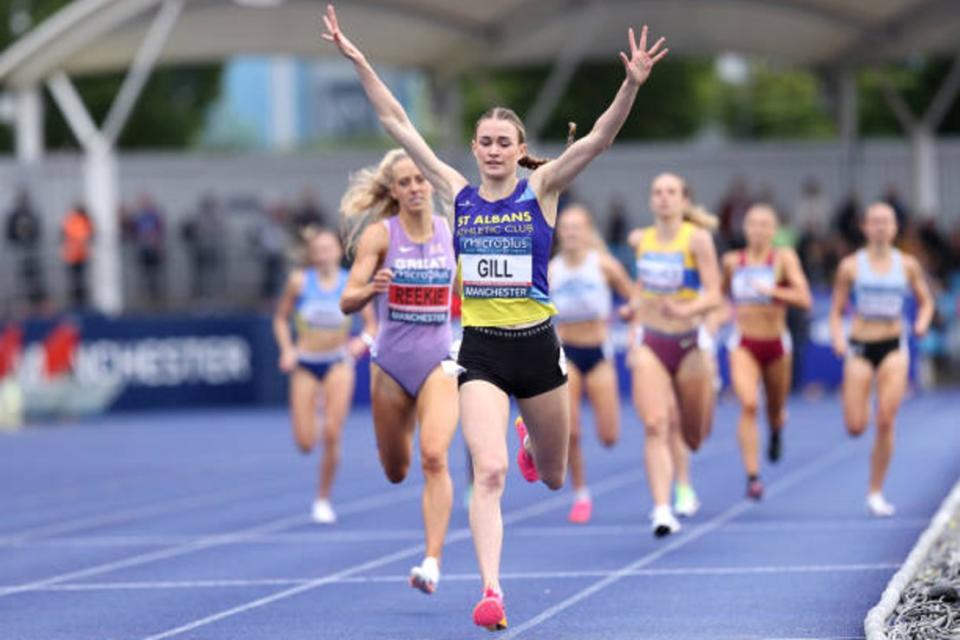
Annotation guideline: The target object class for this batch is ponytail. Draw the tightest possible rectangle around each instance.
[682,204,719,231]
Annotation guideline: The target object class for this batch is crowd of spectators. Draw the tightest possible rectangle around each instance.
[1,188,332,315]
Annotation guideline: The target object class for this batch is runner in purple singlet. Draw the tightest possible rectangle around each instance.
[341,149,458,596]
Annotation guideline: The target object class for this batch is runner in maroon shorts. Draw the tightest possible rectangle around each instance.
[721,204,811,500]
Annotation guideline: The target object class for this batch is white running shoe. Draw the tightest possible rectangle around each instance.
[311,499,337,524]
[867,493,896,518]
[673,484,701,518]
[409,557,440,595]
[651,505,681,538]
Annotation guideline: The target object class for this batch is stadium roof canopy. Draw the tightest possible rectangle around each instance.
[0,0,957,314]
[0,0,958,87]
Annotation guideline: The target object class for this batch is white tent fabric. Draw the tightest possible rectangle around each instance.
[0,0,958,87]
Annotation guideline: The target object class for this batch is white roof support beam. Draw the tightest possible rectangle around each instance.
[14,86,43,164]
[46,71,102,150]
[103,0,184,145]
[524,1,605,143]
[924,51,960,130]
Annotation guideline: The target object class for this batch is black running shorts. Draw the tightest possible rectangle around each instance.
[457,320,567,399]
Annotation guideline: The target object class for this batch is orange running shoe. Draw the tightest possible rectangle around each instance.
[473,587,507,631]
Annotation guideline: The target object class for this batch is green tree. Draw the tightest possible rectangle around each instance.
[460,57,715,142]
[0,0,221,151]
[858,58,960,136]
[717,63,835,139]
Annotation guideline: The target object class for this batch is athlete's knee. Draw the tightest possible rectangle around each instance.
[540,467,565,491]
[876,406,898,431]
[599,432,618,448]
[419,447,448,477]
[293,429,314,454]
[382,460,409,484]
[642,415,669,440]
[846,419,868,437]
[473,459,508,493]
[596,420,619,448]
[682,427,704,452]
[378,449,409,483]
[740,396,759,418]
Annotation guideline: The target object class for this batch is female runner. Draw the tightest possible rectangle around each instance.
[829,202,932,516]
[721,204,811,500]
[273,227,374,524]
[549,205,634,524]
[629,173,721,537]
[323,3,667,629]
[340,149,459,594]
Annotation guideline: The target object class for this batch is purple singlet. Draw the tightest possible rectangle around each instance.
[371,215,455,396]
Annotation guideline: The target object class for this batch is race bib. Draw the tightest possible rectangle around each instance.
[460,236,532,299]
[732,266,775,304]
[856,285,904,319]
[299,301,346,329]
[388,268,451,325]
[637,253,684,294]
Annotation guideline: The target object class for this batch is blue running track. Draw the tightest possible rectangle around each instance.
[1,392,959,640]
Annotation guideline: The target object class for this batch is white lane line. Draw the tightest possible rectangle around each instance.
[0,517,927,549]
[2,477,301,541]
[500,441,860,639]
[137,468,646,640]
[719,519,927,533]
[0,483,423,599]
[19,562,900,592]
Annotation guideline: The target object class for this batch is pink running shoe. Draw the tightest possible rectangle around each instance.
[568,498,592,524]
[473,588,507,631]
[514,417,539,482]
[747,477,764,501]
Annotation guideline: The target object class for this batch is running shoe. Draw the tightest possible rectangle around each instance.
[651,506,681,538]
[746,477,764,501]
[673,484,701,517]
[867,493,896,518]
[311,498,337,524]
[768,431,782,463]
[568,497,592,524]
[514,417,539,482]
[409,557,439,595]
[473,587,507,631]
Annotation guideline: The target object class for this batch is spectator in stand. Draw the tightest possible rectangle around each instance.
[131,195,166,303]
[883,184,910,231]
[717,176,752,250]
[832,192,862,252]
[252,202,291,301]
[916,217,950,283]
[61,204,94,308]
[5,189,46,308]
[181,194,224,299]
[293,189,327,233]
[794,177,830,235]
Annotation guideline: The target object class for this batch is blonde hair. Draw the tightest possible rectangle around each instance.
[475,107,577,170]
[654,172,720,231]
[339,149,421,258]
